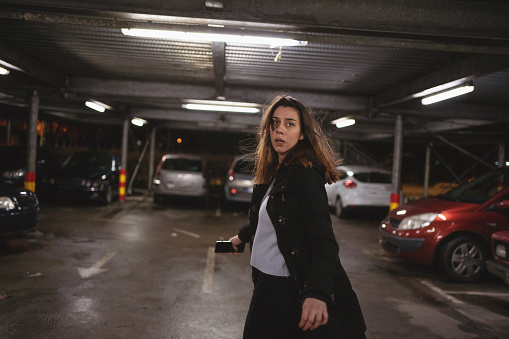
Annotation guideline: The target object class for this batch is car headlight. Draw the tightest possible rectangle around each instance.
[84,178,105,188]
[398,213,438,230]
[495,244,507,259]
[0,196,15,211]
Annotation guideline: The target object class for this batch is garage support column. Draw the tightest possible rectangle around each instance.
[424,143,432,197]
[499,141,505,168]
[25,90,39,192]
[119,118,129,202]
[391,114,403,210]
[6,119,11,144]
[148,127,156,193]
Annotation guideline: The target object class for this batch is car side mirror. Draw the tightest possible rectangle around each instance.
[495,199,509,210]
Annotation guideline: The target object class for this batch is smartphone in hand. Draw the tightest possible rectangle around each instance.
[215,241,245,253]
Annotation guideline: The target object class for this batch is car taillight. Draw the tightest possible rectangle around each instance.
[343,180,357,188]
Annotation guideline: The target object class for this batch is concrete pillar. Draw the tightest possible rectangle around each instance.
[424,143,432,197]
[390,114,403,210]
[25,90,39,192]
[119,118,129,201]
[148,127,156,193]
[499,141,505,168]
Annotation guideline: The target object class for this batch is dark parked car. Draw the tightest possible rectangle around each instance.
[0,184,39,237]
[55,151,121,204]
[486,230,509,285]
[0,145,59,198]
[379,166,509,283]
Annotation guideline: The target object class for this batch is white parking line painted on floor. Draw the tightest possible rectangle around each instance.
[421,280,464,305]
[173,228,201,238]
[202,246,215,294]
[77,252,116,279]
[447,291,509,298]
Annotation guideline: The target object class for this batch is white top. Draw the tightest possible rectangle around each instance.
[250,182,290,277]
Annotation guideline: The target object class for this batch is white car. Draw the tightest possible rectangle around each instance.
[325,165,392,218]
[224,155,255,204]
[153,154,209,204]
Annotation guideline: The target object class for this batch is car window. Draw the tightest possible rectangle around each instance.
[233,160,255,175]
[339,171,348,180]
[353,172,392,183]
[63,153,113,170]
[162,158,203,172]
[443,168,509,204]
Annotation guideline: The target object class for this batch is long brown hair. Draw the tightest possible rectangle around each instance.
[253,95,341,185]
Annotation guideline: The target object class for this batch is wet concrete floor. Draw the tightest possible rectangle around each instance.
[1,195,508,338]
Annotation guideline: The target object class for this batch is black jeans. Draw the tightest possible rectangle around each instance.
[243,268,307,339]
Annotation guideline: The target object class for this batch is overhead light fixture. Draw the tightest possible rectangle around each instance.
[182,100,261,113]
[0,59,23,74]
[131,118,147,126]
[421,84,474,105]
[331,117,356,128]
[121,28,307,48]
[85,100,112,113]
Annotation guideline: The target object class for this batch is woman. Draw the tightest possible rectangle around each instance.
[230,95,366,339]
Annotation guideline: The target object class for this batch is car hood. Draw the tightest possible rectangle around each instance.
[390,197,478,219]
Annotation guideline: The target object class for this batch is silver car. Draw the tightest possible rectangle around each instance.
[224,155,255,204]
[153,154,208,204]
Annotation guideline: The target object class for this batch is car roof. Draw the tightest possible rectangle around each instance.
[337,165,392,174]
[162,153,205,160]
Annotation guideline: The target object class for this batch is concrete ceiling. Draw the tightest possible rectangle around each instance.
[0,0,508,144]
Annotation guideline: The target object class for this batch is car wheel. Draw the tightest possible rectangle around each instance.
[439,236,487,283]
[335,196,347,218]
[102,185,113,204]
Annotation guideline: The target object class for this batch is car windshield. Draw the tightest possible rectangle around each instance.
[63,153,113,170]
[439,168,509,204]
[233,160,255,175]
[162,158,202,172]
[0,147,25,168]
[353,172,392,184]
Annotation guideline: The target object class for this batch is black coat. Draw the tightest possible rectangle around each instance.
[238,162,366,338]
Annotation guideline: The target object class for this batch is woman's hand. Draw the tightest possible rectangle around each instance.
[228,235,242,252]
[299,297,328,331]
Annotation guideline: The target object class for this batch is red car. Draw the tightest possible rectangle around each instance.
[379,167,509,283]
[486,230,509,285]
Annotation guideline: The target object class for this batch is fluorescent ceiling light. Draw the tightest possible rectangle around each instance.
[182,100,261,113]
[183,103,260,113]
[131,118,147,126]
[0,59,23,72]
[421,85,474,105]
[331,117,355,128]
[85,100,112,113]
[0,66,9,75]
[121,28,307,47]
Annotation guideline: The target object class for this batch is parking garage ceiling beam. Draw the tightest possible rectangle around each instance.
[1,1,508,54]
[68,78,369,112]
[0,41,65,88]
[373,54,509,109]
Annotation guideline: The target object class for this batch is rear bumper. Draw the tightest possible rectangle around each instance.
[486,260,509,285]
